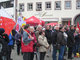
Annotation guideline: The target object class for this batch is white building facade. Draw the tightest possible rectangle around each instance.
[0,0,14,17]
[17,0,80,25]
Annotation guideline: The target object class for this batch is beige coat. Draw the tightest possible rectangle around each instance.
[38,35,49,52]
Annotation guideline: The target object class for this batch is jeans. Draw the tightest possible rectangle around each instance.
[52,45,65,60]
[73,44,80,56]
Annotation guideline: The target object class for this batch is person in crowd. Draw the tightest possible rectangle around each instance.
[7,31,14,60]
[0,28,9,60]
[51,26,59,60]
[35,25,42,40]
[57,27,67,60]
[45,25,52,57]
[29,26,37,60]
[35,25,43,59]
[12,29,17,49]
[0,28,9,43]
[21,24,34,60]
[52,26,59,60]
[67,25,75,59]
[74,28,80,57]
[52,26,59,48]
[52,26,67,60]
[15,30,22,55]
[63,27,68,60]
[38,31,49,60]
[45,25,52,45]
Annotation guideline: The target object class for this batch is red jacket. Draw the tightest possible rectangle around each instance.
[21,31,37,52]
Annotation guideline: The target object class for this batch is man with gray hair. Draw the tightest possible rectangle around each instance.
[35,25,42,40]
[35,25,42,60]
[51,26,59,60]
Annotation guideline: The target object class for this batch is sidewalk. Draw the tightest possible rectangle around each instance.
[11,46,80,60]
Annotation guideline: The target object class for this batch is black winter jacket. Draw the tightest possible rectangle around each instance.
[51,30,58,45]
[67,30,75,47]
[57,31,67,45]
[45,30,52,44]
[75,34,80,45]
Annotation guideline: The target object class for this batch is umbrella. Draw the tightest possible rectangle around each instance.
[24,16,41,26]
[46,23,58,26]
[0,16,16,35]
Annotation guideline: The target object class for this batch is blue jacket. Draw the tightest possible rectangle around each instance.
[23,31,32,45]
[8,33,13,45]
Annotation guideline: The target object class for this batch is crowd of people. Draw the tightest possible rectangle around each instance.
[0,24,80,60]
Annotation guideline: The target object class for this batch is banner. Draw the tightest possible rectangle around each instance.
[17,16,26,26]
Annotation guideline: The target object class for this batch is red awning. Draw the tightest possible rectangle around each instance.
[24,16,45,26]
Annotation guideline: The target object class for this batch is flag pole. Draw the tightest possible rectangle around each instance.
[14,0,17,22]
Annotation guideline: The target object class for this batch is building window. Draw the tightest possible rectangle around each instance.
[65,1,71,9]
[0,1,13,9]
[27,3,33,11]
[45,2,51,10]
[19,3,24,12]
[3,3,6,8]
[76,0,80,9]
[55,1,61,10]
[36,2,42,11]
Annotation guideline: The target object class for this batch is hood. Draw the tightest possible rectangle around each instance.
[0,28,5,35]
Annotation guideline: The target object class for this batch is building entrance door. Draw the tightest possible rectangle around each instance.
[62,18,71,26]
[74,15,80,25]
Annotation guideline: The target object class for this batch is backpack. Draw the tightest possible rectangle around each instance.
[0,35,8,56]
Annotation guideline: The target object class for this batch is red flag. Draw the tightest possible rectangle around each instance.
[77,22,79,29]
[68,20,70,26]
[16,24,19,32]
[77,22,80,33]
[0,16,16,35]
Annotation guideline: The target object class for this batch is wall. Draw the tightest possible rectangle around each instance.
[17,0,80,24]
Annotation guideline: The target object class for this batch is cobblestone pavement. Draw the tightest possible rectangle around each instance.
[11,46,80,60]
